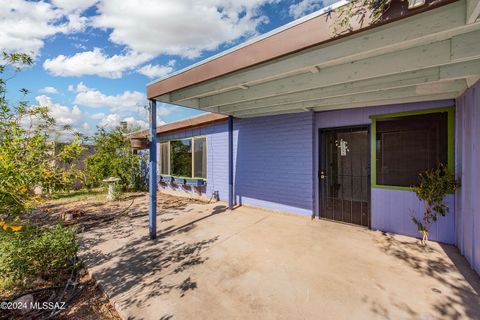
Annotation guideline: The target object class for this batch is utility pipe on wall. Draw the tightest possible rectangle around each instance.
[149,99,157,239]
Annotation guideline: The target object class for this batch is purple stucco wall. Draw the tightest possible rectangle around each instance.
[455,80,480,274]
[314,99,456,244]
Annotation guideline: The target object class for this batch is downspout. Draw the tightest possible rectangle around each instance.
[149,99,157,239]
[228,115,234,210]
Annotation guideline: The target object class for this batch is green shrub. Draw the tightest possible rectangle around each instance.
[0,224,79,290]
[0,52,87,217]
[413,165,460,245]
[85,126,147,191]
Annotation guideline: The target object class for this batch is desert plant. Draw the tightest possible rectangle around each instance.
[0,52,87,217]
[0,224,78,290]
[412,165,459,245]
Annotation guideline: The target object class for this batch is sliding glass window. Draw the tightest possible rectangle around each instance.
[193,137,207,179]
[170,139,192,177]
[159,137,207,179]
[159,142,169,175]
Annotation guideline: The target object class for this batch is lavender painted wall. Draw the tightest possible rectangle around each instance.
[371,189,455,243]
[157,112,314,216]
[456,80,480,274]
[234,112,314,216]
[157,99,460,244]
[314,99,456,244]
[157,120,229,200]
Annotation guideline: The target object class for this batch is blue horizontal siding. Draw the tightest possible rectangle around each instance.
[157,112,314,216]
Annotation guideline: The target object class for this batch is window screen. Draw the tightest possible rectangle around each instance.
[159,142,169,175]
[376,112,448,187]
[170,139,192,177]
[193,137,207,178]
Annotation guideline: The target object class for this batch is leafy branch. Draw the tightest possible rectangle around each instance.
[334,0,394,34]
[412,165,459,245]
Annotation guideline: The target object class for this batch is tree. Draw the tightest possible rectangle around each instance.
[85,126,147,192]
[412,165,460,245]
[0,52,86,217]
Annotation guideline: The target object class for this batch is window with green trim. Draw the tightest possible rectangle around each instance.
[159,137,207,179]
[375,112,449,187]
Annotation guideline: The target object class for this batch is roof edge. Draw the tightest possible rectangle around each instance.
[128,113,229,139]
[146,0,350,87]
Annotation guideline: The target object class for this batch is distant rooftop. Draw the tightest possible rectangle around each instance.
[128,113,228,139]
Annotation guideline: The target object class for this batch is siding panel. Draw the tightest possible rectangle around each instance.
[456,80,480,274]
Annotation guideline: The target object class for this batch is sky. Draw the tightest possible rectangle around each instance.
[1,0,337,138]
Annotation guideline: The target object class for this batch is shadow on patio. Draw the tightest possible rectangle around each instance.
[371,232,480,320]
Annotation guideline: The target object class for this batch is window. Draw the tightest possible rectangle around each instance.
[374,110,450,187]
[193,137,207,179]
[158,137,207,179]
[171,139,192,177]
[159,142,169,175]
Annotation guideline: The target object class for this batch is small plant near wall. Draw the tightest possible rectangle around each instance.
[412,165,459,245]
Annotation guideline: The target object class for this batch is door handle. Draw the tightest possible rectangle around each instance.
[320,172,327,180]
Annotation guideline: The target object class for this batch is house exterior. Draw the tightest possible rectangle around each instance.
[133,0,480,275]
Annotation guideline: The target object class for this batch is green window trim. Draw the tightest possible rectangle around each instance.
[159,136,208,180]
[370,106,455,191]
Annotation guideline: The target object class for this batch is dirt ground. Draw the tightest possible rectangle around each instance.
[72,192,480,320]
[57,273,121,320]
[45,192,203,320]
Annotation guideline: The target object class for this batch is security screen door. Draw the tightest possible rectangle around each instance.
[319,127,370,227]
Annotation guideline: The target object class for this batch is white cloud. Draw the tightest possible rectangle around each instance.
[98,114,152,130]
[91,0,277,59]
[0,0,88,56]
[39,86,59,94]
[43,48,151,78]
[51,0,98,13]
[137,63,174,79]
[73,82,90,93]
[90,112,106,120]
[73,84,146,112]
[288,0,338,19]
[34,95,90,134]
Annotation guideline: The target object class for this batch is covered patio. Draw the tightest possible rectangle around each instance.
[143,0,480,275]
[79,193,480,319]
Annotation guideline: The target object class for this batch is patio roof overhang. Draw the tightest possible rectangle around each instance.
[147,0,480,118]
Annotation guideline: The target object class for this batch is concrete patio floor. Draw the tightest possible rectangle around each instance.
[79,193,480,320]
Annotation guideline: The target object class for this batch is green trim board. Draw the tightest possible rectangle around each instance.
[370,106,455,191]
[368,106,455,119]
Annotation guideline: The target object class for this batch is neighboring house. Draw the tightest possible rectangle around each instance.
[54,143,95,189]
[131,0,480,275]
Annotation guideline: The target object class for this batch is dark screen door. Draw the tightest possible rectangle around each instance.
[319,127,370,227]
